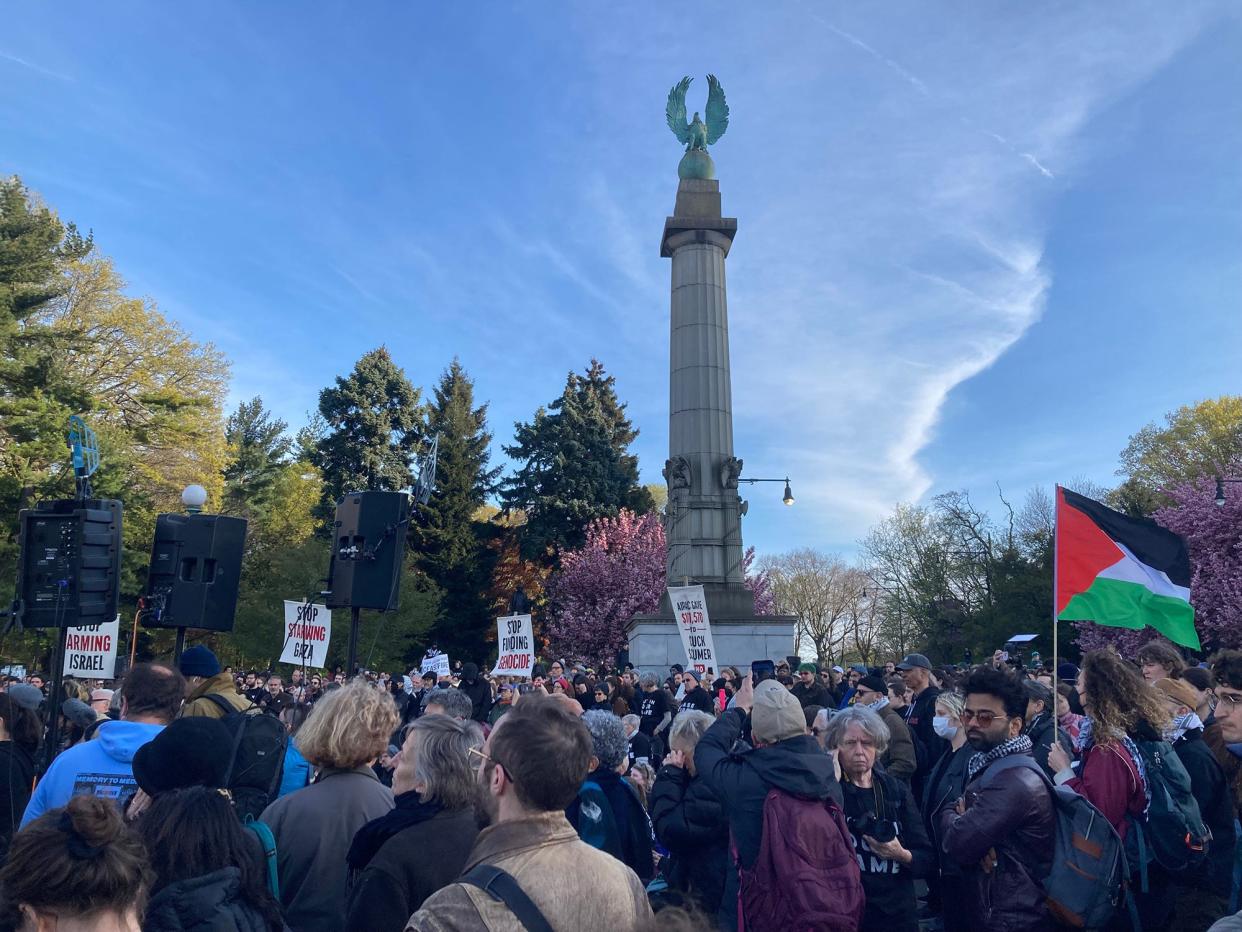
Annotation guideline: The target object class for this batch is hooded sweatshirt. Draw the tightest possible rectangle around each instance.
[457,663,491,723]
[21,719,163,826]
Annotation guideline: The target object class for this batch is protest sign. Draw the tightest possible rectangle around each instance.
[64,616,119,678]
[494,614,535,678]
[279,601,332,668]
[421,651,451,677]
[668,584,718,675]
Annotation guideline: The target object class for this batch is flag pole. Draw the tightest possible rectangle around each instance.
[1052,484,1060,684]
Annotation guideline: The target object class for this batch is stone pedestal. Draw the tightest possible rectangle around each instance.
[627,173,797,673]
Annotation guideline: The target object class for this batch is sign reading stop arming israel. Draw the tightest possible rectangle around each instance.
[494,614,535,678]
[280,601,332,667]
[64,615,120,678]
[668,584,718,675]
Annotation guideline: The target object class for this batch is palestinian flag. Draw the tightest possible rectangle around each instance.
[1056,486,1198,649]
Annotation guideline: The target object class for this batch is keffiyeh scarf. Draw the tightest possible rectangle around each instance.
[1167,711,1204,744]
[865,696,890,712]
[967,733,1033,784]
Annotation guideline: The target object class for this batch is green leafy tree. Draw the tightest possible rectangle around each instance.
[412,360,501,660]
[1118,396,1242,506]
[309,347,425,519]
[501,359,653,561]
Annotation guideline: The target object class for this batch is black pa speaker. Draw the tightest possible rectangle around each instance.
[16,499,122,628]
[325,491,409,611]
[144,513,248,631]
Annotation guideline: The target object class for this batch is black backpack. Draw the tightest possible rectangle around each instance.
[1124,737,1210,885]
[205,695,289,820]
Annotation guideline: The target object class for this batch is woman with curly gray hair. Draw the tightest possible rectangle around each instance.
[568,710,655,883]
[826,705,933,932]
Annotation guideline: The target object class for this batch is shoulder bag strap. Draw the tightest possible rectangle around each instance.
[244,820,281,899]
[460,864,554,932]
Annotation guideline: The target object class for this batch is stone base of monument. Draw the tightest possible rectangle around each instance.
[627,583,796,673]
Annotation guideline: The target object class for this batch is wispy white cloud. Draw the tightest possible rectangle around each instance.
[0,51,72,82]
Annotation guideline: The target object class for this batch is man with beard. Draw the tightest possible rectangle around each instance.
[937,666,1055,932]
[406,695,653,930]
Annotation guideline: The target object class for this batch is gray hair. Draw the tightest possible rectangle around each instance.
[582,710,629,770]
[639,671,659,689]
[408,714,482,810]
[825,705,890,755]
[621,714,640,731]
[1021,679,1053,713]
[668,710,714,752]
[424,687,473,721]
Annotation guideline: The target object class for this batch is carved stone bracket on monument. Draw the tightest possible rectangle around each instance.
[719,456,742,490]
[663,456,692,493]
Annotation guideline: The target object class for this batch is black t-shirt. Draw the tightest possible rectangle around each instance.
[678,686,713,715]
[638,689,671,735]
[841,779,920,932]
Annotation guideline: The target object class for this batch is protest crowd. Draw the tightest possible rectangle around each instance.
[2,639,1242,932]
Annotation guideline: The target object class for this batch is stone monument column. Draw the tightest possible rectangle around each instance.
[661,179,752,616]
[626,75,795,670]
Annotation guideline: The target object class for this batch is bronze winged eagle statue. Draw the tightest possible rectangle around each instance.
[666,75,729,179]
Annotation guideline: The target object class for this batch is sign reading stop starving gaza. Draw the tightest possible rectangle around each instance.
[64,615,120,678]
[494,614,535,678]
[280,601,332,668]
[668,585,718,676]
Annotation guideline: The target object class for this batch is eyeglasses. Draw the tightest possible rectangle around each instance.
[1216,690,1242,707]
[467,746,496,767]
[960,709,1007,727]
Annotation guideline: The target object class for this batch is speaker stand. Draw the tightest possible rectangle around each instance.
[173,626,186,665]
[43,623,71,772]
[347,606,361,677]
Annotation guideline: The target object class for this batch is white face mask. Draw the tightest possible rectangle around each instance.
[933,715,957,739]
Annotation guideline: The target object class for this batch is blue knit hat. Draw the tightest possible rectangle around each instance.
[179,645,220,678]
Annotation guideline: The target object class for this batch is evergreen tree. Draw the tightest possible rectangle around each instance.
[501,359,653,561]
[412,359,501,660]
[223,396,293,520]
[309,347,425,518]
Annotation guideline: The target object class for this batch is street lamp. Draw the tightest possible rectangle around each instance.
[1215,476,1242,507]
[181,484,207,514]
[739,476,795,507]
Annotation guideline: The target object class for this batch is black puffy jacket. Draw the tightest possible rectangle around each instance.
[649,764,729,915]
[143,868,280,932]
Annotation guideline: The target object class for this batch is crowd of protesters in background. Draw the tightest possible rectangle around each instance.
[1,637,1242,931]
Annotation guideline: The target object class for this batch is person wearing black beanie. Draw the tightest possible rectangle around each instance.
[132,716,232,800]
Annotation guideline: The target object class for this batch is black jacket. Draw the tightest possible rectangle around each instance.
[922,743,972,879]
[0,741,34,858]
[696,707,843,931]
[649,764,729,916]
[143,868,279,932]
[1023,712,1073,781]
[457,664,492,723]
[344,797,478,932]
[841,766,934,932]
[903,686,947,778]
[1174,727,1236,897]
[567,766,655,882]
[790,681,832,710]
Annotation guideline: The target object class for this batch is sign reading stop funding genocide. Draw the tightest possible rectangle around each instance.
[279,601,332,667]
[668,584,718,675]
[494,614,535,678]
[63,616,120,678]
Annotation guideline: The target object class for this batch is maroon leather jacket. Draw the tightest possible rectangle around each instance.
[938,753,1056,932]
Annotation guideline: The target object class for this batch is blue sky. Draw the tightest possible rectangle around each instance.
[4,3,1240,558]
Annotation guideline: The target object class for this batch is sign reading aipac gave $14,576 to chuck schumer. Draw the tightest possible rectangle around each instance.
[279,601,332,668]
[494,613,535,678]
[668,584,718,675]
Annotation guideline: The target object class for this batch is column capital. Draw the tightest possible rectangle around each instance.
[661,225,737,258]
